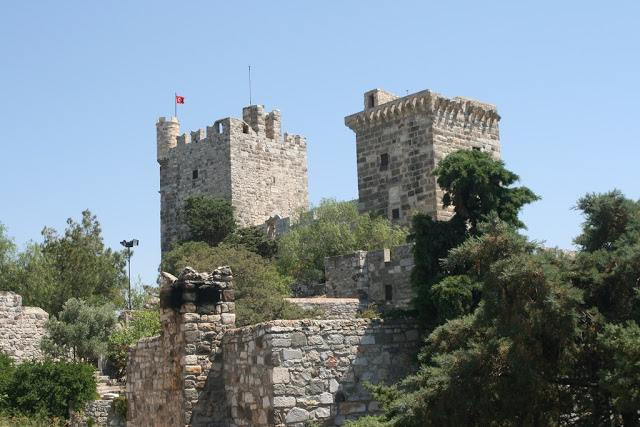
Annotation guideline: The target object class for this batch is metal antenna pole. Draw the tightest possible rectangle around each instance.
[249,65,252,105]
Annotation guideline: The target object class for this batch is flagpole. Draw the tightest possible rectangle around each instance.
[174,92,177,118]
[249,65,252,106]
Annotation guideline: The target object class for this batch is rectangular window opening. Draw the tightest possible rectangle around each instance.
[380,153,389,169]
[392,208,400,220]
[385,285,393,301]
[192,169,199,180]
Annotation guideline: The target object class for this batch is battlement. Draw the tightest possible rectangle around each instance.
[345,88,500,131]
[158,105,309,253]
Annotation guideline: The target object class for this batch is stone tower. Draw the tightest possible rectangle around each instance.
[345,88,501,228]
[157,105,308,253]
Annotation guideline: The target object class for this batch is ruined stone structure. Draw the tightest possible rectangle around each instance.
[157,105,308,253]
[127,268,420,426]
[346,88,501,228]
[324,244,414,310]
[0,291,48,362]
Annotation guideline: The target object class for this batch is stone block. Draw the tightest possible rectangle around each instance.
[285,407,309,423]
[273,396,296,407]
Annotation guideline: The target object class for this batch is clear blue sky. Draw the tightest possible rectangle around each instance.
[1,1,638,290]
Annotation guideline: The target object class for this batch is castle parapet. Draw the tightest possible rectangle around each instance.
[345,89,500,132]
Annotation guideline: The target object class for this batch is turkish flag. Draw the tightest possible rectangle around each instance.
[176,95,185,104]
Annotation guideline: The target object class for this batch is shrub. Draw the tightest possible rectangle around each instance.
[5,358,97,419]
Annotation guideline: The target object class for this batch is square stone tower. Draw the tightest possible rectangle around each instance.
[157,105,308,253]
[345,88,501,228]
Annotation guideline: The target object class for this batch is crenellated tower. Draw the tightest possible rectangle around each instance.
[157,106,308,254]
[345,88,501,228]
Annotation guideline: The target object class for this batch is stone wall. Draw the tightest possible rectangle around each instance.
[126,267,235,427]
[71,400,125,427]
[0,291,48,362]
[345,88,501,227]
[222,318,420,426]
[285,298,360,320]
[324,244,415,310]
[157,104,308,254]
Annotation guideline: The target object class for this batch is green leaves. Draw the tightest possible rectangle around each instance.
[1,356,97,419]
[40,298,117,363]
[182,196,236,246]
[277,199,408,282]
[434,149,539,231]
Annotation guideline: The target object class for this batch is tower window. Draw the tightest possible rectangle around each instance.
[243,123,249,134]
[380,153,389,169]
[392,208,400,220]
[192,170,199,180]
[385,285,393,301]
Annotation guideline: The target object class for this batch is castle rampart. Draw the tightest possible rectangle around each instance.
[0,291,48,363]
[345,88,501,227]
[157,105,308,254]
[127,268,420,426]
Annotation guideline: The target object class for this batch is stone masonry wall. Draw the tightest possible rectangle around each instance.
[345,88,501,227]
[0,291,48,362]
[222,318,420,426]
[157,105,308,254]
[285,298,360,320]
[71,400,125,427]
[126,267,235,427]
[324,244,414,310]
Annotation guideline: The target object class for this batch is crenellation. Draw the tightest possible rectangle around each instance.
[158,106,308,254]
[346,88,501,227]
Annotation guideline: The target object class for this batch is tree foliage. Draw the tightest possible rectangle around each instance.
[0,356,97,419]
[107,309,161,378]
[434,149,540,231]
[359,190,640,426]
[0,211,127,315]
[161,242,314,326]
[182,196,237,246]
[40,298,117,363]
[410,150,538,327]
[277,199,408,282]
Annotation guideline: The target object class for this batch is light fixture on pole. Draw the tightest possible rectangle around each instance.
[120,239,139,310]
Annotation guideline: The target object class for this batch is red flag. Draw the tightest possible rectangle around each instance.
[176,95,185,104]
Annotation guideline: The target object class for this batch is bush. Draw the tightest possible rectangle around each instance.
[4,358,97,419]
[107,310,161,378]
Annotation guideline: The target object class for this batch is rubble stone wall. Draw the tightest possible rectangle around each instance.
[324,244,415,310]
[285,298,360,320]
[71,400,125,427]
[126,267,235,427]
[0,291,48,362]
[222,318,420,426]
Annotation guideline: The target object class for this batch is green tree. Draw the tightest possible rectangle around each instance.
[277,199,408,282]
[362,220,583,426]
[182,196,237,246]
[40,298,117,363]
[571,190,640,425]
[434,149,540,231]
[411,150,538,326]
[161,242,314,326]
[5,358,97,419]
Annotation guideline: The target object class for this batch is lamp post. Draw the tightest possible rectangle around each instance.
[120,239,139,310]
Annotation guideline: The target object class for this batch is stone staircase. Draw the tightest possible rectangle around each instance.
[95,373,125,399]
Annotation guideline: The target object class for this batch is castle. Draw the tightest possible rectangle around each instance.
[157,105,308,253]
[119,88,503,426]
[157,88,501,252]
